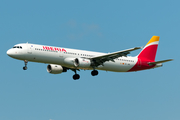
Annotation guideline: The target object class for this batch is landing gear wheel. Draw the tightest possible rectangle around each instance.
[71,69,80,80]
[23,60,28,70]
[91,70,98,76]
[73,74,80,80]
[23,66,27,70]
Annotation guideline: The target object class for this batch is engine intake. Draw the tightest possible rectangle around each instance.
[74,58,91,68]
[47,64,64,74]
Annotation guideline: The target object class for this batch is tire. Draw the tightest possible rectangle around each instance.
[91,70,98,76]
[73,74,80,80]
[23,67,27,70]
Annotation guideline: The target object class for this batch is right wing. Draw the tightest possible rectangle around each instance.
[90,47,141,67]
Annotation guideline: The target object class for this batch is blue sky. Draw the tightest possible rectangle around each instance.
[1,0,179,120]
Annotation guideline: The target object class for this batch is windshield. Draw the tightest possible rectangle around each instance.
[13,46,22,49]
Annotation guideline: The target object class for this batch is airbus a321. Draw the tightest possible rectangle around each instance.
[7,36,173,80]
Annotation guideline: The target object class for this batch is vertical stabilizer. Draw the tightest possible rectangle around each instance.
[138,36,159,61]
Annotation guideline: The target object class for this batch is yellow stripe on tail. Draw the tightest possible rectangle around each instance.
[146,36,160,46]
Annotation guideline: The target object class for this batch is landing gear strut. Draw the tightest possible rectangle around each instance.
[91,70,98,76]
[72,69,80,80]
[23,60,28,70]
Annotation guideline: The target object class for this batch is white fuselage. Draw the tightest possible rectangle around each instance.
[7,43,138,72]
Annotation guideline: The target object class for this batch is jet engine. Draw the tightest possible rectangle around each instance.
[74,58,91,68]
[64,57,91,68]
[64,58,77,67]
[47,64,64,74]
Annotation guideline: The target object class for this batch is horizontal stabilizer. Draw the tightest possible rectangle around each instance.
[148,59,173,66]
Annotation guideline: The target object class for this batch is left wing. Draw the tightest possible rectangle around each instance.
[90,47,141,67]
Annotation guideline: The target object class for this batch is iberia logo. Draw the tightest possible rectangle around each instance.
[43,46,67,52]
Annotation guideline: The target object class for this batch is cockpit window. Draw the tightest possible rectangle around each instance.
[13,46,22,49]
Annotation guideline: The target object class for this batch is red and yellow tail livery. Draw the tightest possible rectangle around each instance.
[129,36,172,72]
[138,36,159,61]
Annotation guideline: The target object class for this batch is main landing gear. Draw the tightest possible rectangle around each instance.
[72,69,99,80]
[72,69,80,80]
[23,60,28,70]
[73,74,80,80]
[73,70,99,80]
[91,70,98,76]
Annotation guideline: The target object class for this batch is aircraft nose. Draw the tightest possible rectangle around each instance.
[7,49,15,57]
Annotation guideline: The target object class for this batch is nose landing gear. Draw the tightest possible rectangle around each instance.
[23,60,28,70]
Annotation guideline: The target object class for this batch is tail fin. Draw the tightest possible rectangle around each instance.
[138,36,160,61]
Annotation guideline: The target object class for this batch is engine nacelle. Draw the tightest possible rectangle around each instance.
[64,58,76,67]
[74,58,91,68]
[47,64,64,74]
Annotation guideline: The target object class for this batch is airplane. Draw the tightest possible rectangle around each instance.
[7,36,173,80]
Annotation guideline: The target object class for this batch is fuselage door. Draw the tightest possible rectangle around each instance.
[27,43,32,54]
[59,51,63,58]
